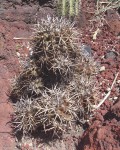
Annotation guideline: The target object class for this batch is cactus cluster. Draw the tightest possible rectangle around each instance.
[11,16,99,136]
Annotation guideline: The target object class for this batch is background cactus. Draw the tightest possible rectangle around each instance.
[56,0,80,20]
[11,16,99,136]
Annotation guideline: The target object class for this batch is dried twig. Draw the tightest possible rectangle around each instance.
[13,37,32,40]
[92,72,119,109]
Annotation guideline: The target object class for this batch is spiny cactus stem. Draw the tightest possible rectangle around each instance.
[69,0,74,17]
[75,0,79,16]
[62,0,66,16]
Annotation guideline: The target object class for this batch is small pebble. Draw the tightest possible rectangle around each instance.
[100,66,105,72]
[105,51,117,60]
[113,97,118,100]
[116,80,120,84]
[81,44,92,56]
[101,55,105,59]
[106,88,111,92]
[109,98,113,101]
[16,52,20,57]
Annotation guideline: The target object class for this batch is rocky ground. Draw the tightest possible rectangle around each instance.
[0,0,119,150]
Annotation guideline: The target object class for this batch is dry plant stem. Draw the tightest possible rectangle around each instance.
[13,37,32,40]
[93,72,119,110]
[95,0,120,16]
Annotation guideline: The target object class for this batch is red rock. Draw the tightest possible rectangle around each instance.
[111,87,116,92]
[116,57,120,62]
[106,71,114,80]
[107,19,120,36]
[104,100,113,108]
[103,63,109,69]
[95,113,104,121]
[97,127,106,140]
[100,72,106,78]
[111,100,120,118]
[78,96,120,150]
[97,50,102,56]
[111,68,117,73]
[0,23,6,34]
[100,109,107,116]
[111,118,117,123]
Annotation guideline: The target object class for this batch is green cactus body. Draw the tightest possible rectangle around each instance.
[57,0,80,20]
[75,0,79,16]
[62,0,66,16]
[69,0,74,17]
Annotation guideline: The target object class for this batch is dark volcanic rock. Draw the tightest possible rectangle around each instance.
[81,44,92,56]
[105,51,118,60]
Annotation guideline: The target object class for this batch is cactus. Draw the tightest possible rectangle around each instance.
[56,0,80,20]
[30,16,79,79]
[13,97,39,133]
[75,0,79,16]
[69,0,74,17]
[11,16,99,136]
[62,0,66,16]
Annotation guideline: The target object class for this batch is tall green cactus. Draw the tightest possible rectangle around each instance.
[69,0,74,17]
[57,0,80,20]
[75,0,79,16]
[62,0,66,16]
